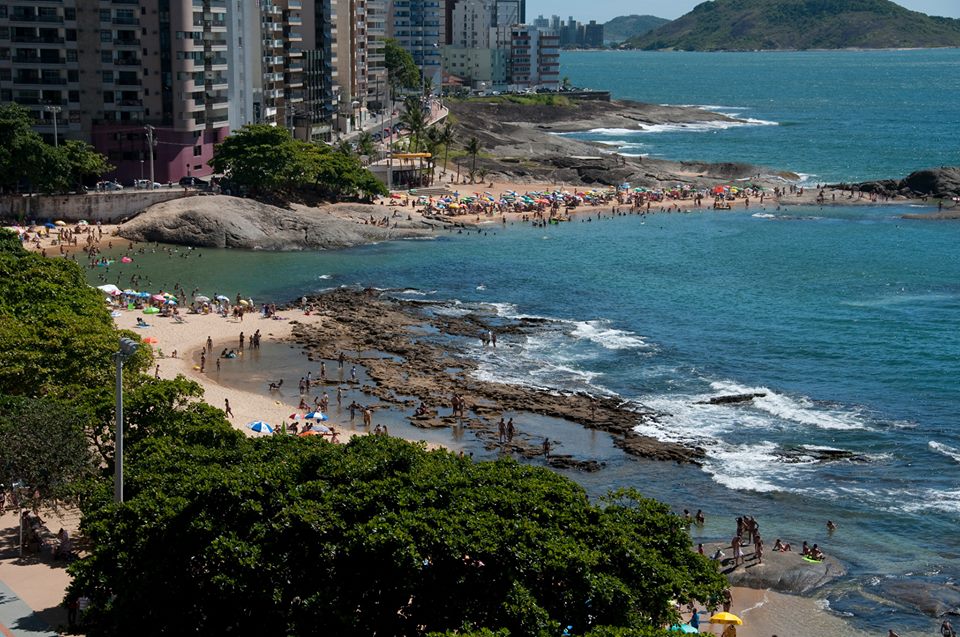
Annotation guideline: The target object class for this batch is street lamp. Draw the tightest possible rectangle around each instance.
[43,105,61,147]
[114,337,138,503]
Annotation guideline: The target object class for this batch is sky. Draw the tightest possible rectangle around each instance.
[526,0,960,23]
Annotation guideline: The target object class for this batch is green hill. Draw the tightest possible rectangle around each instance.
[627,0,960,50]
[603,14,671,43]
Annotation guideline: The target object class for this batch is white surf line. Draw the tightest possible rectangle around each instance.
[739,590,770,616]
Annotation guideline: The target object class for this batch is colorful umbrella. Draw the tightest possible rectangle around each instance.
[248,421,274,434]
[305,411,329,421]
[709,612,742,625]
[120,256,133,263]
[142,336,159,344]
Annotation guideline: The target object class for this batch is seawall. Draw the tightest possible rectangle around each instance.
[0,190,192,224]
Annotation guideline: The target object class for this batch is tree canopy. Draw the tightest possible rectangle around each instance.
[0,104,111,193]
[210,124,386,201]
[69,429,725,636]
[385,38,422,95]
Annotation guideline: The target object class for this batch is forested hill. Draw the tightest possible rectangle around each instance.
[603,15,670,43]
[626,0,960,50]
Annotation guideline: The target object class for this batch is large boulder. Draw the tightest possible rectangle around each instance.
[703,542,846,594]
[117,195,446,250]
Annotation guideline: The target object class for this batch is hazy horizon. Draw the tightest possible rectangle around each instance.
[527,0,960,24]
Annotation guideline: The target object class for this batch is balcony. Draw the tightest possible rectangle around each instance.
[12,35,66,44]
[13,76,66,85]
[11,56,66,65]
[112,17,139,25]
[114,57,141,66]
[115,77,141,85]
[114,38,141,46]
[8,14,65,24]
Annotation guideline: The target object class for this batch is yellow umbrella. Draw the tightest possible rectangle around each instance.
[709,612,743,625]
[54,220,67,226]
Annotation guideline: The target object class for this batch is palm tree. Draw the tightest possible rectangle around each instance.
[399,96,427,153]
[465,137,481,184]
[357,131,376,158]
[436,121,455,179]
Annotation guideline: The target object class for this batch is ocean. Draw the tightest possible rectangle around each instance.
[89,50,960,634]
[560,49,960,184]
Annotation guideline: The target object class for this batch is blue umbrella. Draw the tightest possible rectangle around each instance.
[305,411,329,421]
[248,421,274,434]
[44,222,56,229]
[136,291,152,298]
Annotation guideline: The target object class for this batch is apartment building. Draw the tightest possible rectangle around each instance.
[508,24,557,91]
[388,0,443,92]
[0,0,231,183]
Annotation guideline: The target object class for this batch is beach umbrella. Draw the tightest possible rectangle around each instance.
[248,421,274,434]
[164,299,177,306]
[136,291,151,298]
[305,411,329,421]
[288,413,303,421]
[123,289,138,295]
[298,429,322,437]
[43,222,56,229]
[194,295,211,303]
[77,220,88,225]
[709,612,743,625]
[151,294,166,301]
[54,220,67,226]
[669,625,699,634]
[305,424,331,434]
[97,284,122,295]
[215,294,230,301]
[120,256,133,263]
[238,299,250,306]
[142,336,159,344]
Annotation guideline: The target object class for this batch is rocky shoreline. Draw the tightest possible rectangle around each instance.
[447,98,800,188]
[287,288,704,466]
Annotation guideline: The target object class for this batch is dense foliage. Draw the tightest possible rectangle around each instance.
[70,430,725,636]
[628,0,960,50]
[386,38,422,95]
[0,104,112,193]
[210,124,386,201]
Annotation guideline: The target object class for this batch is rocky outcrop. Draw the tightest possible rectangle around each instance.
[696,393,766,405]
[117,195,453,250]
[835,167,960,199]
[704,542,846,595]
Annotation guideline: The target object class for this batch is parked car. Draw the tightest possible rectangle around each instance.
[99,181,123,191]
[133,179,162,189]
[178,176,208,187]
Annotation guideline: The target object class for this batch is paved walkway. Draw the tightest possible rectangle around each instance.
[0,579,57,637]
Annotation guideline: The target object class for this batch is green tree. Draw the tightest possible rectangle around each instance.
[399,96,428,153]
[385,38,421,96]
[465,137,482,183]
[314,145,388,201]
[356,131,377,158]
[69,433,725,636]
[209,124,326,198]
[435,121,456,176]
[0,103,72,194]
[0,396,97,509]
[59,139,113,191]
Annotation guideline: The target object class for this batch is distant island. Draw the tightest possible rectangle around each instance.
[625,0,960,51]
[602,14,670,44]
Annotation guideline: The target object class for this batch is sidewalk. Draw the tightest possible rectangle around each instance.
[0,578,58,637]
[0,507,80,636]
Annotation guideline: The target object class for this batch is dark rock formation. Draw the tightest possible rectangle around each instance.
[834,167,960,199]
[703,542,846,595]
[696,393,766,405]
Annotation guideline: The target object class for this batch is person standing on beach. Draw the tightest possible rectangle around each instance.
[239,332,245,350]
[338,351,345,368]
[721,589,732,613]
[206,335,213,352]
[224,399,233,418]
[506,418,514,442]
[200,352,205,373]
[542,438,550,459]
[154,364,160,379]
[320,361,326,380]
[497,418,506,443]
[337,387,343,406]
[731,535,744,567]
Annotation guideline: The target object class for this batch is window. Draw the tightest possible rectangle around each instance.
[100,30,112,42]
[66,29,76,41]
[67,50,77,62]
[102,70,114,83]
[0,6,6,18]
[193,145,202,156]
[104,91,114,103]
[68,90,79,102]
[67,70,78,82]
[65,8,76,20]
[101,50,112,63]
[100,9,111,22]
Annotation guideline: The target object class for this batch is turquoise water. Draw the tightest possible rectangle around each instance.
[87,50,960,633]
[560,49,960,183]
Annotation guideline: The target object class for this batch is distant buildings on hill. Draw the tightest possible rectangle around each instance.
[532,14,603,49]
[0,0,560,184]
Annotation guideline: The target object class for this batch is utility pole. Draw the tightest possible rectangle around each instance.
[44,105,61,147]
[144,125,155,184]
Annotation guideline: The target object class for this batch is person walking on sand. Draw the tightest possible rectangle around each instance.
[224,398,233,418]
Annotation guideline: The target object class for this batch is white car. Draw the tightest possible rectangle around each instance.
[101,181,124,191]
[133,179,161,189]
